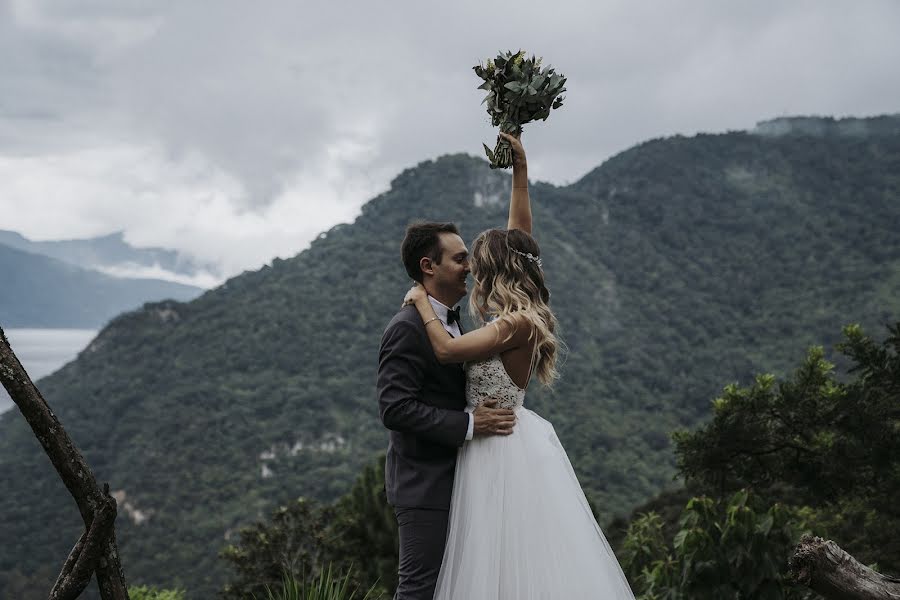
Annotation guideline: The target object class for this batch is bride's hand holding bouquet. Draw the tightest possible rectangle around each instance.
[474,50,566,169]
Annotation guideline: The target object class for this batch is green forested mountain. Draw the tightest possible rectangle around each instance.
[1,115,898,598]
[0,243,204,327]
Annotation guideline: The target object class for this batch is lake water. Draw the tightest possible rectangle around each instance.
[0,328,98,414]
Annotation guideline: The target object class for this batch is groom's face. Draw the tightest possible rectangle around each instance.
[430,232,470,304]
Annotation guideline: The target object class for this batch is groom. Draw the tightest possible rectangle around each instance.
[377,222,517,600]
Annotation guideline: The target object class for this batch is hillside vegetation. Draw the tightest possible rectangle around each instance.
[0,115,898,597]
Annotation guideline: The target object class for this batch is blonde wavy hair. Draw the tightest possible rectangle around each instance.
[468,228,560,386]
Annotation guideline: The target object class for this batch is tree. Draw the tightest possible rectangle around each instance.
[220,456,399,599]
[670,322,900,591]
[220,497,333,600]
[0,326,129,599]
[620,489,809,599]
[324,454,398,596]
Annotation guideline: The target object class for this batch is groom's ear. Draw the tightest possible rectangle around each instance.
[419,256,435,277]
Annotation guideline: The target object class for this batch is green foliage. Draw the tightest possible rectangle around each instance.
[621,490,809,600]
[221,498,334,600]
[620,512,670,587]
[673,323,900,572]
[223,456,397,599]
[2,115,900,597]
[256,565,383,600]
[128,585,187,600]
[324,455,398,596]
[616,321,900,597]
[473,49,566,168]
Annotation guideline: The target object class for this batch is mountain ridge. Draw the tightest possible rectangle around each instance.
[0,242,204,328]
[751,113,900,137]
[0,229,217,287]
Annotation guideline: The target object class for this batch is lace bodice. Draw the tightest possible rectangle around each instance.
[465,355,526,410]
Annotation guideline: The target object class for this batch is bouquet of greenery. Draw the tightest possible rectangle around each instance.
[474,50,567,169]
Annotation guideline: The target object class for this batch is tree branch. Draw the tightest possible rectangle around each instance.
[50,493,117,600]
[0,327,129,599]
[789,535,900,599]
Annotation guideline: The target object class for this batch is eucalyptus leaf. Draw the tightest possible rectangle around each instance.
[473,49,567,169]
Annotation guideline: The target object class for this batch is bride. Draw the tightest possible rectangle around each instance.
[402,132,636,599]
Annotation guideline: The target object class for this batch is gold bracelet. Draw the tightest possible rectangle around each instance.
[423,316,440,326]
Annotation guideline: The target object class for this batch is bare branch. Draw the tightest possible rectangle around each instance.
[789,535,900,600]
[0,327,129,599]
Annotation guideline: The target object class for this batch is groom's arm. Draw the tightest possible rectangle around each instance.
[378,320,469,447]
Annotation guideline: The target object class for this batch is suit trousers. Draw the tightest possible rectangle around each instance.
[393,507,450,600]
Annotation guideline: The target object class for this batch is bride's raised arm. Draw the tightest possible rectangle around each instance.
[501,131,532,235]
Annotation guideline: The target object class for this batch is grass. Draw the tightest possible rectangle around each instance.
[256,565,383,600]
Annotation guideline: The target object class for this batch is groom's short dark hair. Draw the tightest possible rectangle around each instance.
[402,221,460,282]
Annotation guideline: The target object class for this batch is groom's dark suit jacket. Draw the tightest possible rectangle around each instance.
[377,305,469,510]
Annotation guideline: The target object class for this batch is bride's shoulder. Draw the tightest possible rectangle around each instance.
[490,312,535,342]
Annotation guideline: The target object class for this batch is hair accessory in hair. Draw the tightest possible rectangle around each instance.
[509,247,543,268]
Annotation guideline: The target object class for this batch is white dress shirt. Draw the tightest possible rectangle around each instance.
[427,296,475,441]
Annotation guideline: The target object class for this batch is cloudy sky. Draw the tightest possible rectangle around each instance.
[1,0,898,284]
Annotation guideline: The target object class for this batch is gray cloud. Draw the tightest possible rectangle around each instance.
[0,0,898,278]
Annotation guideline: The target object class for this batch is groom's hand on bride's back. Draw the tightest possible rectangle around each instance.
[473,400,516,436]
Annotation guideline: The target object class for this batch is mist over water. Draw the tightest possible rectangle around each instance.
[0,329,97,414]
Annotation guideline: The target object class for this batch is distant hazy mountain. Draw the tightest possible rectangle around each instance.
[753,114,900,137]
[0,114,898,598]
[0,230,217,286]
[0,329,97,415]
[0,243,204,328]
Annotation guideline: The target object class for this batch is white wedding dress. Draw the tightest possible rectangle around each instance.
[432,354,637,600]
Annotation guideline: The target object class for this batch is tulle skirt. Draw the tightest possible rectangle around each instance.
[433,407,636,600]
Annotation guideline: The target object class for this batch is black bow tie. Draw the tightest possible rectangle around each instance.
[446,306,461,326]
